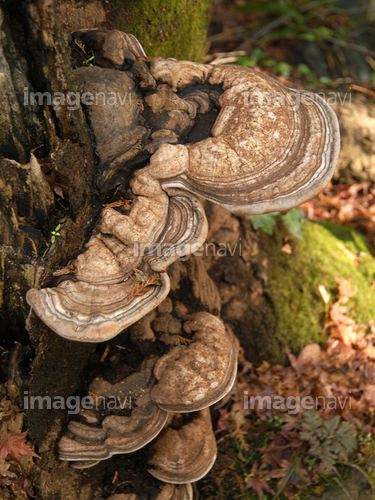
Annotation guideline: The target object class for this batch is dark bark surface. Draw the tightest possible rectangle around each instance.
[0,1,216,498]
[1,1,97,497]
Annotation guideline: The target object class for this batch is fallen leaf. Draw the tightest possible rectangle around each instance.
[297,343,321,367]
[336,242,361,266]
[281,243,292,254]
[314,484,325,494]
[0,457,17,478]
[0,431,41,464]
[244,463,277,500]
[102,198,132,209]
[52,184,64,198]
[362,385,375,406]
[317,285,330,305]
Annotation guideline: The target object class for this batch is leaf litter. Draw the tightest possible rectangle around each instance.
[213,276,375,498]
[0,398,40,498]
[300,181,375,247]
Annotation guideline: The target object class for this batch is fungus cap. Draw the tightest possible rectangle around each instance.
[148,408,217,484]
[151,313,237,412]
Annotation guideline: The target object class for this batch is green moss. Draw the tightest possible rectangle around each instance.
[262,220,375,362]
[109,0,211,61]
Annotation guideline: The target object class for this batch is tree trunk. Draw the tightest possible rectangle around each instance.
[0,1,212,498]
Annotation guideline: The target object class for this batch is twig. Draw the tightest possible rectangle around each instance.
[207,26,252,44]
[204,50,247,64]
[351,84,375,97]
[302,27,375,58]
[331,476,352,499]
[237,0,339,50]
[366,56,375,71]
[237,12,293,50]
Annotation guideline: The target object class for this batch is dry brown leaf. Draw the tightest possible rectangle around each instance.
[361,385,375,406]
[336,278,358,303]
[52,184,64,198]
[102,198,132,209]
[0,457,17,478]
[297,343,321,367]
[231,411,250,452]
[0,431,41,464]
[244,463,277,500]
[314,484,325,494]
[281,243,292,254]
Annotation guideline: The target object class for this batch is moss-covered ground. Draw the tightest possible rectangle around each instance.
[262,219,375,362]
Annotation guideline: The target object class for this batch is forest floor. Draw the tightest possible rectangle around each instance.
[198,2,375,498]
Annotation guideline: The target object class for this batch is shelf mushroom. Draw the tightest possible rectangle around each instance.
[151,312,237,412]
[107,483,193,500]
[148,408,217,484]
[26,42,339,342]
[58,314,236,468]
[140,57,340,216]
[58,358,168,466]
[28,28,341,498]
[26,189,207,342]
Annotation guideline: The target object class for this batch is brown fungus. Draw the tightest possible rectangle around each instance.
[151,312,237,412]
[71,28,155,88]
[141,58,340,215]
[26,270,170,343]
[73,66,150,188]
[107,483,193,500]
[58,358,168,465]
[23,28,342,498]
[27,36,339,341]
[148,408,217,484]
[107,495,139,500]
[71,29,147,69]
[26,189,207,342]
[154,483,194,500]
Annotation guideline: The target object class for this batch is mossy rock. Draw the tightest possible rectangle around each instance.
[262,219,375,362]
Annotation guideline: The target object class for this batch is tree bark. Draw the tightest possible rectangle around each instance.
[0,1,212,498]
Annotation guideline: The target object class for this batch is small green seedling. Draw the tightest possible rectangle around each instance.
[51,224,61,244]
[83,55,95,66]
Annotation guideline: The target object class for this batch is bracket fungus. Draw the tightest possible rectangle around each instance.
[58,314,235,470]
[151,312,237,412]
[58,358,168,466]
[107,482,193,500]
[143,58,340,216]
[26,188,207,342]
[148,408,217,484]
[154,483,193,500]
[25,28,340,496]
[26,29,340,343]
